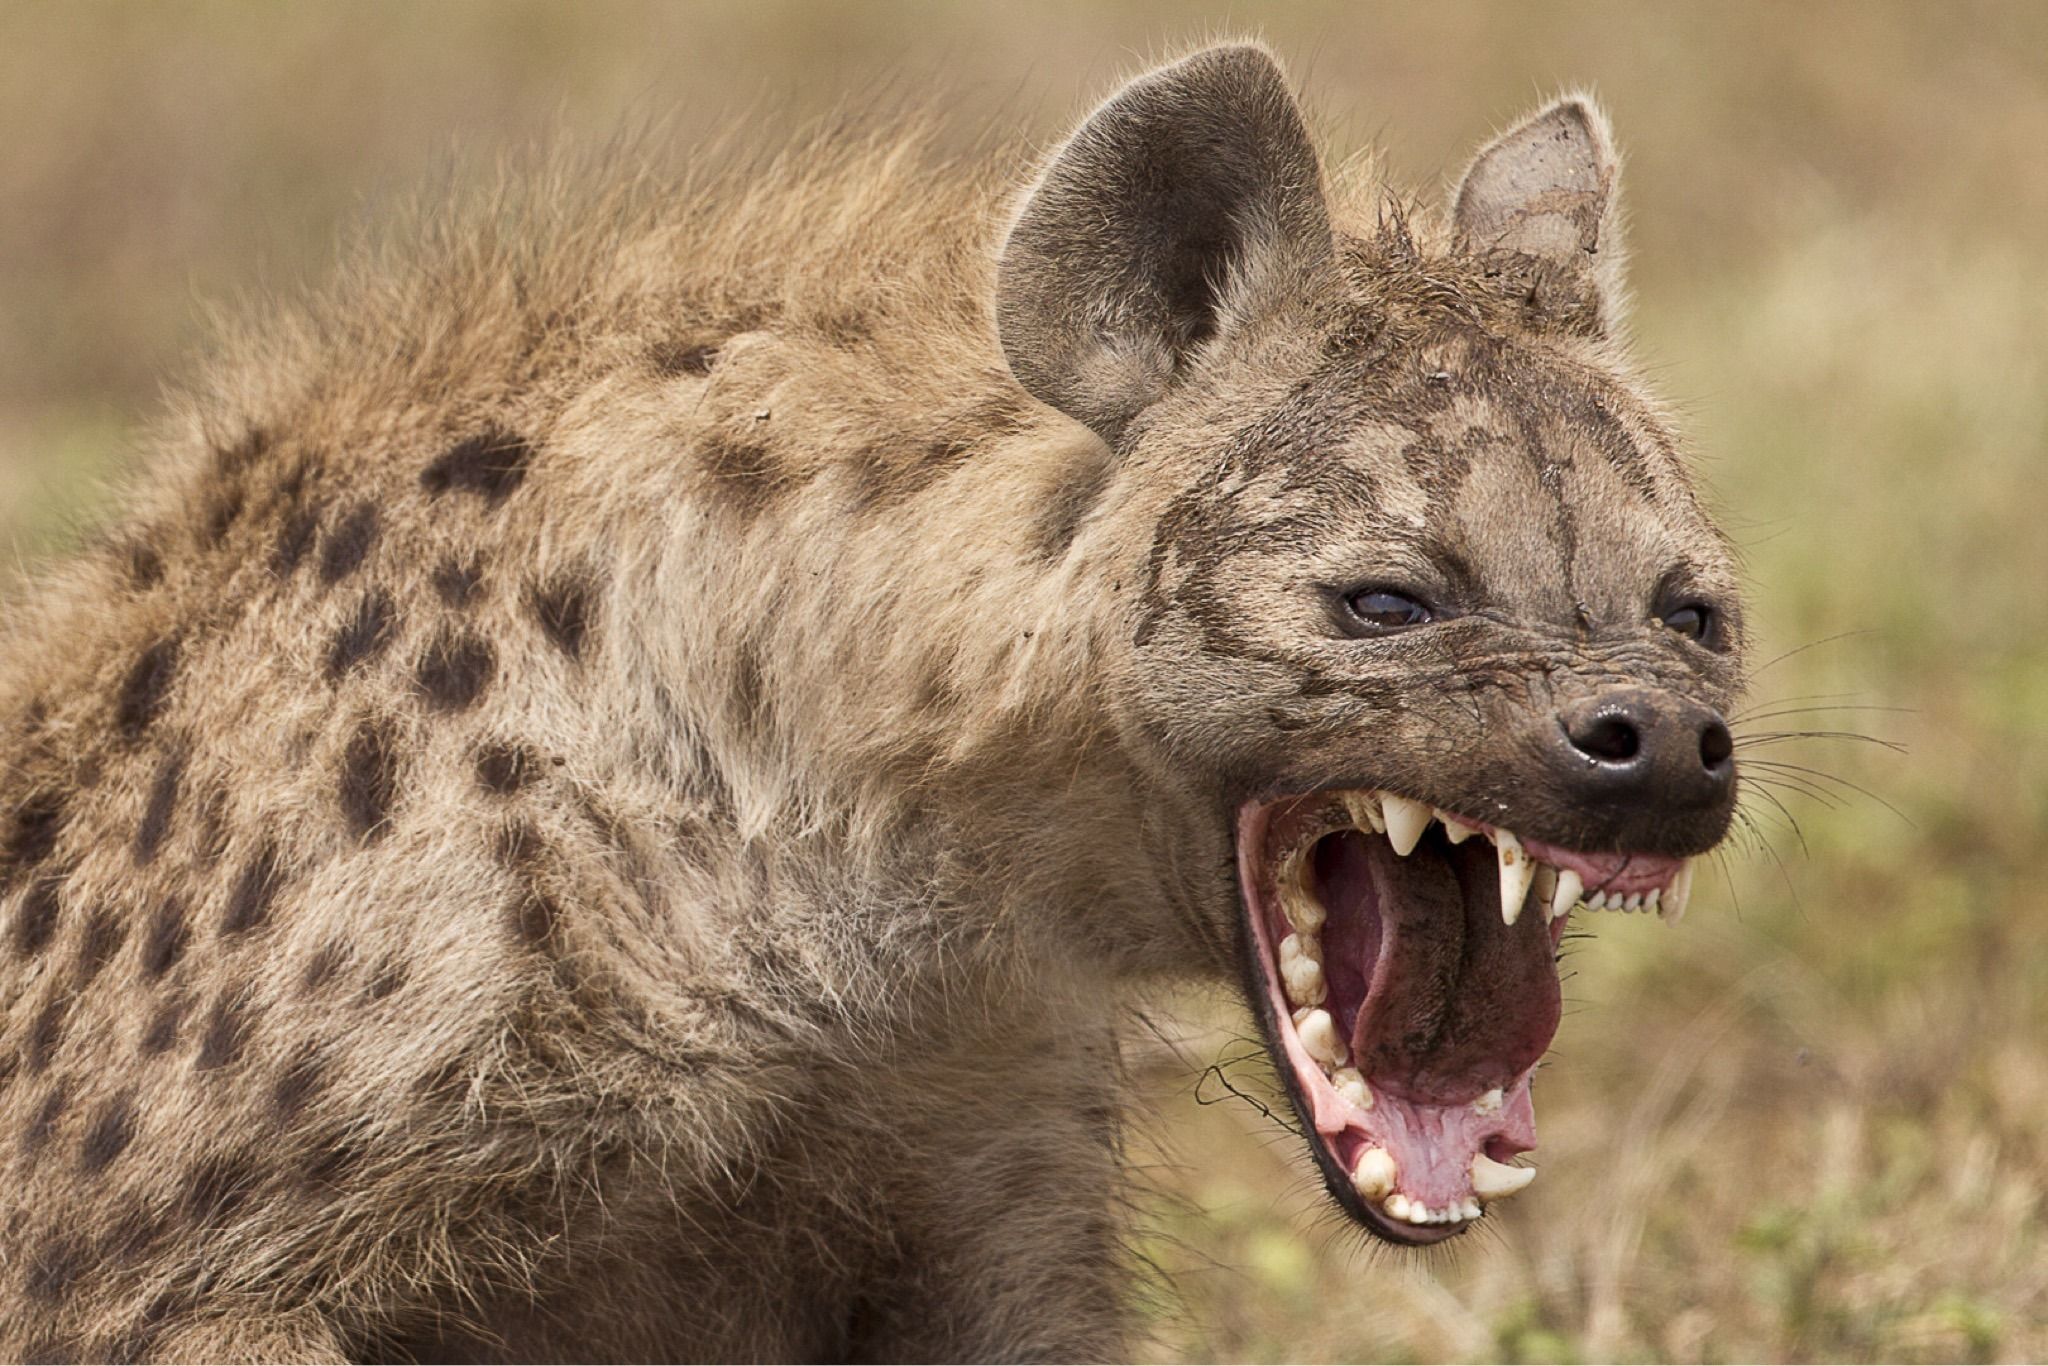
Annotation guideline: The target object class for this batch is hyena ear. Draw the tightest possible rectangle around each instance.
[997,44,1333,444]
[1453,97,1625,335]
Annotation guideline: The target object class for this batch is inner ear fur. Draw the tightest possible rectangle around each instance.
[1453,97,1626,336]
[996,44,1334,445]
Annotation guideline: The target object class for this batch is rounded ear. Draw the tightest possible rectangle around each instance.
[996,44,1334,445]
[1453,97,1626,335]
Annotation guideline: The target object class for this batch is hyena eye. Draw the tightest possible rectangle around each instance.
[1659,602,1714,642]
[1342,588,1435,634]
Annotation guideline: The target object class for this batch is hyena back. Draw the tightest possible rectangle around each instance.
[0,44,1743,1361]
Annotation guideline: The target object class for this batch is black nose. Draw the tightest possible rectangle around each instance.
[1556,688,1734,812]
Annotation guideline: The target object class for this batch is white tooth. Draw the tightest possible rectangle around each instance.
[1470,1153,1537,1201]
[1495,830,1534,927]
[1661,861,1693,924]
[1385,1193,1412,1221]
[1278,933,1326,1007]
[1438,811,1478,844]
[1278,853,1325,935]
[1531,863,1558,905]
[1352,1147,1397,1200]
[1549,868,1583,923]
[1332,1066,1373,1111]
[1471,1087,1503,1116]
[1343,790,1384,834]
[1623,892,1643,912]
[1295,1008,1346,1067]
[1381,794,1432,856]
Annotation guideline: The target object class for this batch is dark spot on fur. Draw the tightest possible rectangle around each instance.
[141,897,188,978]
[475,741,536,794]
[221,844,283,936]
[74,904,126,985]
[25,1233,84,1302]
[185,1151,257,1225]
[117,636,180,740]
[327,590,397,680]
[302,939,347,991]
[79,1091,136,1172]
[305,1133,366,1189]
[194,990,250,1071]
[8,790,67,874]
[530,574,596,661]
[124,541,164,589]
[203,486,246,546]
[651,340,718,376]
[26,994,67,1073]
[133,750,184,863]
[23,1085,67,1155]
[431,555,484,607]
[12,876,63,957]
[216,426,269,475]
[140,997,185,1055]
[318,501,379,585]
[339,718,400,840]
[415,630,495,710]
[271,1044,327,1122]
[420,429,534,504]
[273,502,324,575]
[512,889,559,946]
[698,432,780,518]
[365,958,406,1001]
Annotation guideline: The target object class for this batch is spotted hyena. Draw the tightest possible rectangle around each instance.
[0,43,1742,1362]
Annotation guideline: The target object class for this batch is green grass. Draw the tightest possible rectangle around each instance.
[3,3,2043,1359]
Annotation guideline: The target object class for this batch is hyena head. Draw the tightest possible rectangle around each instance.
[996,46,1745,1242]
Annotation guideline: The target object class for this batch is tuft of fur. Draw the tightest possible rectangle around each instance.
[0,43,1740,1361]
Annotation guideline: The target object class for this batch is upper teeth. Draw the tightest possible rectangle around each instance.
[1297,790,1694,930]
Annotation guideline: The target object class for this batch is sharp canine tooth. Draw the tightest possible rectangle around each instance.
[1550,868,1583,922]
[1662,861,1693,924]
[1352,1147,1397,1199]
[1332,1066,1373,1111]
[1471,1153,1537,1201]
[1438,811,1477,844]
[1278,853,1325,935]
[1495,830,1534,926]
[1381,795,1432,856]
[1472,1087,1503,1116]
[1296,1008,1346,1067]
[1278,933,1326,1006]
[1343,790,1384,834]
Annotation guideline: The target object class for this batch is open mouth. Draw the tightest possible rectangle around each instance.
[1238,789,1694,1244]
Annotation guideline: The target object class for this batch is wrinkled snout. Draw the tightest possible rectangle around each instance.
[1546,688,1736,851]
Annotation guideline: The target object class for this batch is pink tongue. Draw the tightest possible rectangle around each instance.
[1315,831,1562,1105]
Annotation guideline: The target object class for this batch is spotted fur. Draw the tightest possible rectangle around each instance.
[0,43,1740,1361]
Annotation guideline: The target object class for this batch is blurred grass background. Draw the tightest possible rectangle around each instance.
[2,2,2043,1360]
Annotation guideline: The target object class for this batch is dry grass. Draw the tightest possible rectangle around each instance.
[3,3,2043,1360]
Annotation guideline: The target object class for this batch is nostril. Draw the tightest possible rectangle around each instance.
[1699,718,1734,770]
[1572,714,1641,764]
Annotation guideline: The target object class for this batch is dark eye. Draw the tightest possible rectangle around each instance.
[1660,602,1713,642]
[1343,588,1435,633]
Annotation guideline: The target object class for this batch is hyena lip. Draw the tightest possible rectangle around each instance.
[1235,789,1694,1242]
